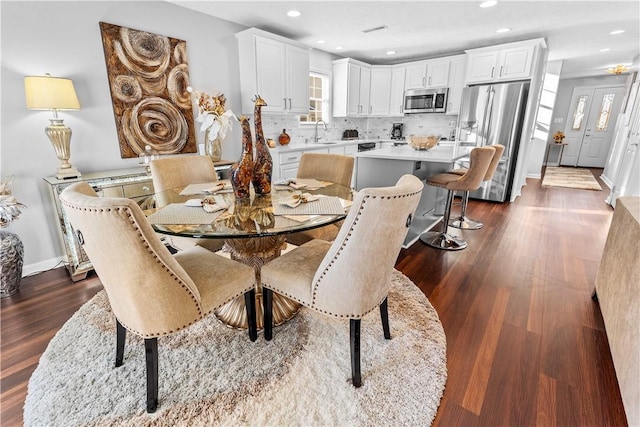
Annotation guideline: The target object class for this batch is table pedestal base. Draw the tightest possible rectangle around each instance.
[214,235,301,330]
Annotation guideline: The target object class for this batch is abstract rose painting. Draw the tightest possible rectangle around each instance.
[99,22,197,158]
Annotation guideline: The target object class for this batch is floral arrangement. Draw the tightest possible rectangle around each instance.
[553,131,565,143]
[187,87,236,143]
[0,177,26,227]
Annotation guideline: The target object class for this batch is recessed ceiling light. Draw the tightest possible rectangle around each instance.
[496,28,511,33]
[316,40,326,44]
[600,48,612,52]
[480,1,498,8]
[336,46,344,50]
[286,10,301,17]
[610,29,625,35]
[387,51,396,55]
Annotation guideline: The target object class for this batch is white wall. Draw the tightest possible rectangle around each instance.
[1,1,247,273]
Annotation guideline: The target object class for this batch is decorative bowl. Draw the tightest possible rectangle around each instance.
[408,135,440,151]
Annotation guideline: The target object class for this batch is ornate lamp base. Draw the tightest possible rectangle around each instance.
[214,235,301,330]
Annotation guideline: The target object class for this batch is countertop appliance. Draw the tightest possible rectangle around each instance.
[391,122,404,140]
[404,88,448,114]
[357,142,377,152]
[456,81,530,202]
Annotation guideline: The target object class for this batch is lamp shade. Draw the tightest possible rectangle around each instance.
[24,75,80,110]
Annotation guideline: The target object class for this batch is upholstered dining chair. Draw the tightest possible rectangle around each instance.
[261,174,424,387]
[448,144,505,230]
[286,152,355,246]
[150,155,223,252]
[419,146,495,251]
[59,181,257,413]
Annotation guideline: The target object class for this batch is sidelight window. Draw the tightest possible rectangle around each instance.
[571,95,588,130]
[595,93,615,131]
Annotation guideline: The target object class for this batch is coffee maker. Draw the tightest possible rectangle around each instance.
[391,123,404,140]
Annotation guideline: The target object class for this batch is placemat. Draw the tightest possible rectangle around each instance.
[274,196,345,216]
[179,182,230,195]
[147,203,223,224]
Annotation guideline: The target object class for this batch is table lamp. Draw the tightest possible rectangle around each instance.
[24,74,81,179]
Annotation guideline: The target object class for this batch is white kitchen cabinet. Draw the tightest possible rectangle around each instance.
[333,58,371,117]
[389,66,406,117]
[236,28,310,115]
[369,66,392,116]
[404,58,450,90]
[445,55,466,116]
[464,39,544,84]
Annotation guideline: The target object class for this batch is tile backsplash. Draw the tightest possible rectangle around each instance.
[260,113,459,144]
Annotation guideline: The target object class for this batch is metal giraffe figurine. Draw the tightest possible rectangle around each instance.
[251,95,273,195]
[230,115,253,199]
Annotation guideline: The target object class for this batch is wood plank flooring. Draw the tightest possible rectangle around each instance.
[1,170,628,426]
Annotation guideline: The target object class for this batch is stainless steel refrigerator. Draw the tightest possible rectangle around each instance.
[456,81,530,202]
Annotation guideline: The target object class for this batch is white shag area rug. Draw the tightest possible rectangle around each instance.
[542,166,602,190]
[24,270,447,426]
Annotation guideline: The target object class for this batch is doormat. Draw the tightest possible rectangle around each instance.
[542,167,602,191]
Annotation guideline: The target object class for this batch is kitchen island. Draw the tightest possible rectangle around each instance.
[354,144,471,247]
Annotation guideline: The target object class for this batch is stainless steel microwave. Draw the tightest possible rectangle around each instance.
[403,88,448,114]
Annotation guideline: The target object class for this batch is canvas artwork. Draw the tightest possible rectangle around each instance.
[99,22,197,158]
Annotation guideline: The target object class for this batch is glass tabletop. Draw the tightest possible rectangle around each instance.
[146,180,354,239]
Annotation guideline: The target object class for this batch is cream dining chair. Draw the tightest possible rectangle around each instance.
[261,174,424,387]
[59,181,257,413]
[150,155,224,252]
[286,152,355,246]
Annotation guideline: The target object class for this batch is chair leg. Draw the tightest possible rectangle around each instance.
[145,338,159,413]
[350,319,362,388]
[420,189,468,250]
[115,319,126,367]
[244,289,258,342]
[380,298,391,340]
[263,287,273,341]
[449,190,483,230]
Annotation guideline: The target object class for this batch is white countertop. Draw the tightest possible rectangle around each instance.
[271,139,397,151]
[354,144,471,163]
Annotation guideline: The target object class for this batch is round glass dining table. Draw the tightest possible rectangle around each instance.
[146,181,353,330]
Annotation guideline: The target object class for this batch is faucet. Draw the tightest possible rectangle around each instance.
[314,119,328,143]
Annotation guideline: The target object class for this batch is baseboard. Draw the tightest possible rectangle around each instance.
[22,256,66,278]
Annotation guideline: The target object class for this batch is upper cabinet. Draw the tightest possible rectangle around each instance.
[404,58,450,90]
[464,39,545,85]
[333,58,371,117]
[236,28,310,114]
[445,55,467,116]
[369,66,392,116]
[389,66,406,117]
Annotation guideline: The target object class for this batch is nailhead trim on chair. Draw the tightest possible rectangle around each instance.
[306,189,423,319]
[61,201,208,338]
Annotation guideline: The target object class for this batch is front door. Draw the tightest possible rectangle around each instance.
[561,85,625,167]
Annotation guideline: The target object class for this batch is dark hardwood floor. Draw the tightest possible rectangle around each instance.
[1,169,627,426]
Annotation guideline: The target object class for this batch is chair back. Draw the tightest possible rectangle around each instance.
[150,155,218,192]
[310,174,423,317]
[296,153,355,188]
[447,146,495,192]
[59,182,204,337]
[483,144,505,181]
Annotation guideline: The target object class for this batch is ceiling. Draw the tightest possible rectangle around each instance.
[169,0,640,79]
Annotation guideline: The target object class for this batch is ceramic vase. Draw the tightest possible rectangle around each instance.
[1,230,23,297]
[230,116,253,199]
[205,128,223,162]
[251,96,272,195]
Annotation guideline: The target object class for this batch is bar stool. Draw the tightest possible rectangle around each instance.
[449,144,505,230]
[419,146,495,251]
